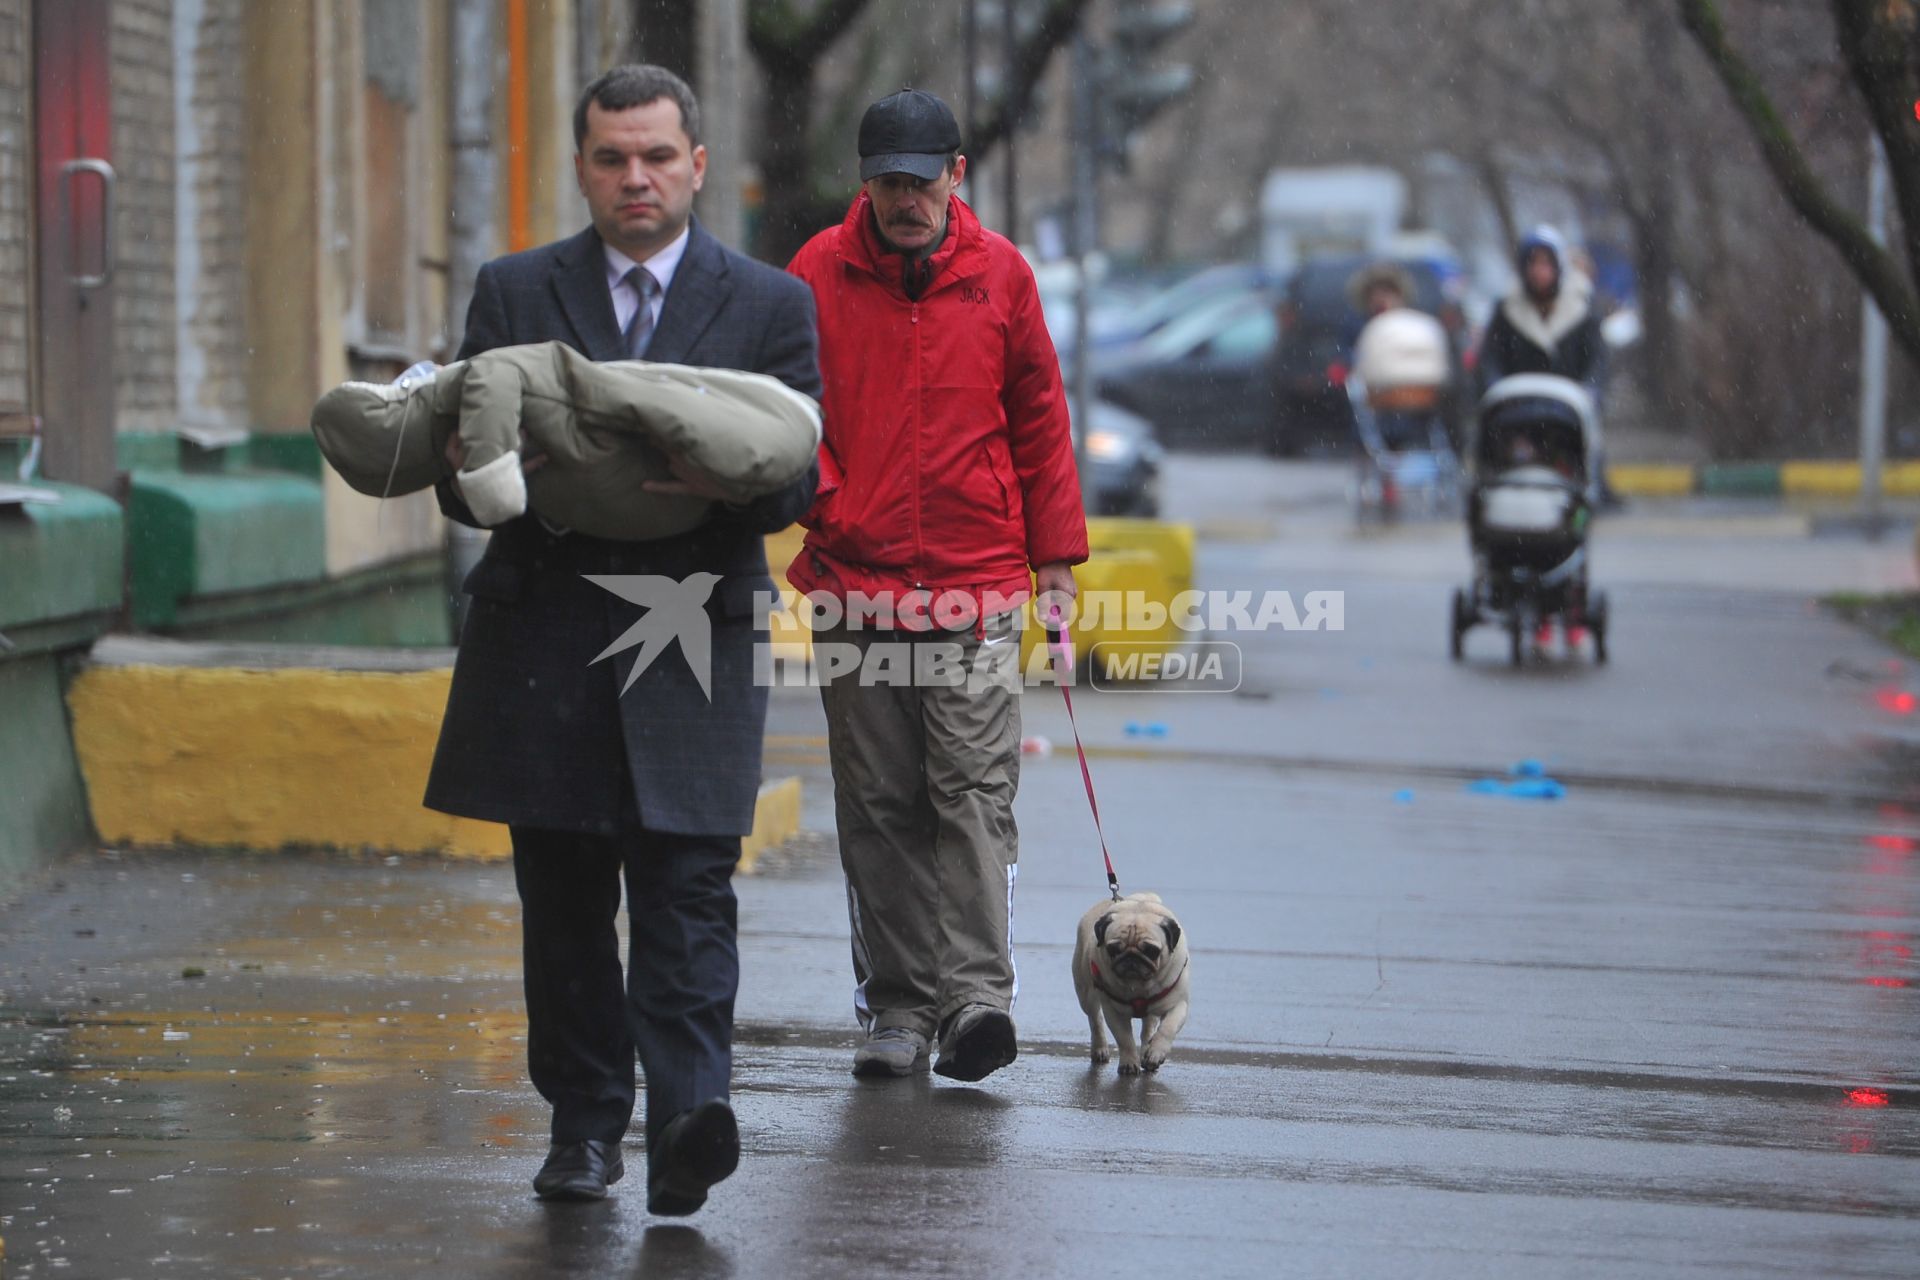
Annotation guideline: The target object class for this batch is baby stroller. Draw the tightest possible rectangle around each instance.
[1450,374,1609,665]
[1349,308,1461,524]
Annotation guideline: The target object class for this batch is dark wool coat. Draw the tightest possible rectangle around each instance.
[423,220,821,836]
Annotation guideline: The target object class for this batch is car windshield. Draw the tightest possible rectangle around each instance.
[1137,291,1271,360]
[1098,265,1263,337]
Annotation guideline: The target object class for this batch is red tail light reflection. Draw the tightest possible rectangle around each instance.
[1864,976,1909,988]
[1874,688,1917,715]
[1847,1088,1891,1108]
[1866,834,1916,854]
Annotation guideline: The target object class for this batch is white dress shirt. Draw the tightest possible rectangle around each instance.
[603,226,690,337]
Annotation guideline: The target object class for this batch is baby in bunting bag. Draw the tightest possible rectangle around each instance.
[311,340,822,541]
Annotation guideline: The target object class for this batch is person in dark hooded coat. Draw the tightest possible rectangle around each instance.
[1476,225,1619,506]
[1476,225,1607,398]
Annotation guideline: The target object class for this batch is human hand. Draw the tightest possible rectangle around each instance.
[518,427,548,475]
[1034,561,1078,629]
[643,452,733,502]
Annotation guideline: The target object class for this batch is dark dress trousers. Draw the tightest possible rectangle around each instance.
[423,219,821,1151]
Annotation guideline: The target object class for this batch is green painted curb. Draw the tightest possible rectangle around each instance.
[1699,463,1781,497]
[248,434,324,479]
[0,654,95,887]
[115,431,323,479]
[127,469,326,629]
[0,483,125,634]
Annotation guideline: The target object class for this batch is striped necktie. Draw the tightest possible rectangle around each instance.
[622,266,660,358]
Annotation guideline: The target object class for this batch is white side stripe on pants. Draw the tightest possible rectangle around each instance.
[1007,863,1019,1008]
[846,882,875,1031]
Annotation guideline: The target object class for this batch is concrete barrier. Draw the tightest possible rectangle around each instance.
[1607,460,1920,499]
[65,638,798,867]
[1605,464,1695,497]
[764,518,1198,677]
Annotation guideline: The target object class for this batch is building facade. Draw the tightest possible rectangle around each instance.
[0,0,648,877]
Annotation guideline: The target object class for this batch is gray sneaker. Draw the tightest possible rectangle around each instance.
[934,1005,1017,1082]
[852,1026,930,1077]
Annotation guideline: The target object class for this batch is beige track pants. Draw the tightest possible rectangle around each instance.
[815,613,1023,1038]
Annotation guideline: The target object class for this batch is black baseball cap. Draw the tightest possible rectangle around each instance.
[858,89,962,181]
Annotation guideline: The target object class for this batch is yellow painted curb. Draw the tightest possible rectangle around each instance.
[67,661,800,863]
[68,664,510,857]
[1780,460,1920,496]
[1781,462,1859,496]
[1038,518,1196,674]
[1605,464,1694,497]
[738,776,801,875]
[763,519,1199,677]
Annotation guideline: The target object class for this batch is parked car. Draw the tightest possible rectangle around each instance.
[1041,280,1160,362]
[1092,290,1279,449]
[1085,263,1275,353]
[1266,253,1469,456]
[1071,396,1165,518]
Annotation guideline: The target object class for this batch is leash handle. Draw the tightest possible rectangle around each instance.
[1045,622,1120,901]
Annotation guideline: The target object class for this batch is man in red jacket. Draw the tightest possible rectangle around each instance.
[786,89,1088,1082]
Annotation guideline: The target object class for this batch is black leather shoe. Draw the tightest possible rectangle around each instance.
[646,1100,740,1216]
[533,1139,625,1201]
[934,1005,1018,1082]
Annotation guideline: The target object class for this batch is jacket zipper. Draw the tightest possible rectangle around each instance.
[910,300,923,587]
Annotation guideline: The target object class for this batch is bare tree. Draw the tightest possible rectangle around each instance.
[744,0,1091,264]
[1677,0,1920,363]
[746,0,876,263]
[960,0,1096,169]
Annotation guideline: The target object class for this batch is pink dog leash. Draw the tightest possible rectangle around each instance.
[1044,621,1121,902]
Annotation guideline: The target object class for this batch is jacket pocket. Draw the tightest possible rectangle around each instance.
[983,442,1018,519]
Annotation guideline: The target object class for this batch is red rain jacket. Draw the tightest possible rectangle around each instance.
[784,192,1087,615]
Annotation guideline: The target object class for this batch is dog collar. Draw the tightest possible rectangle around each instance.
[1090,959,1187,1016]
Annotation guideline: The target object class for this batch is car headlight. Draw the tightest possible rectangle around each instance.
[1085,430,1129,461]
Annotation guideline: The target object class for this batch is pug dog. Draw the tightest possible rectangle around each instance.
[1072,892,1190,1075]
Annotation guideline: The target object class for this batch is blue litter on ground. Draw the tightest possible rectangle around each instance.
[1143,722,1168,738]
[1393,789,1416,804]
[1510,759,1547,778]
[1467,777,1566,800]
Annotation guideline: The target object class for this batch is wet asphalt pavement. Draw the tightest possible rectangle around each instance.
[4,457,1919,1278]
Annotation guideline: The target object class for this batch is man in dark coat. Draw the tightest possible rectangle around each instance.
[423,65,820,1213]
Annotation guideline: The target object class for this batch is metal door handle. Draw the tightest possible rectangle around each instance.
[60,158,115,289]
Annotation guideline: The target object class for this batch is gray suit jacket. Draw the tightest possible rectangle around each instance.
[423,219,821,836]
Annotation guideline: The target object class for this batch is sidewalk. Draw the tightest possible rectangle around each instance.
[6,453,1920,1276]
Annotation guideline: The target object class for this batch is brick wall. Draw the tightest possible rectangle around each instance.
[0,0,29,414]
[111,0,178,432]
[175,0,248,426]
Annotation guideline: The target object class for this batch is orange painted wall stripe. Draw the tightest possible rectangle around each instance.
[506,0,531,252]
